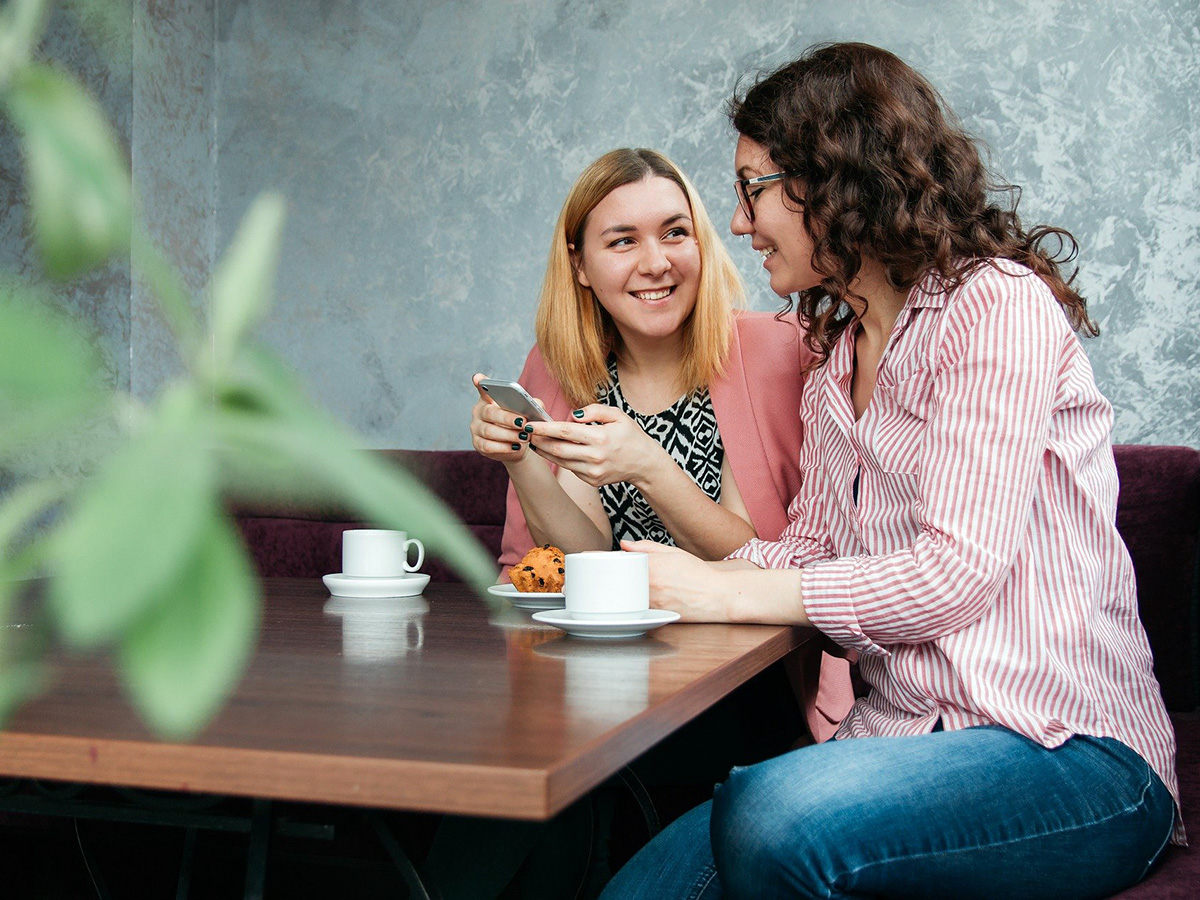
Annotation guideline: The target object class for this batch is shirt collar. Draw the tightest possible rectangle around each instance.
[905,268,950,310]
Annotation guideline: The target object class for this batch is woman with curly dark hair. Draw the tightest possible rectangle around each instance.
[601,43,1180,899]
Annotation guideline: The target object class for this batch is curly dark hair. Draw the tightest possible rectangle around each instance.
[729,42,1095,362]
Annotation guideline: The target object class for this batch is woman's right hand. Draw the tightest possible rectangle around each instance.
[526,404,666,488]
[469,373,537,464]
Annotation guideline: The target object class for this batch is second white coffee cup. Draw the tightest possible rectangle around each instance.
[564,551,649,619]
[342,529,425,578]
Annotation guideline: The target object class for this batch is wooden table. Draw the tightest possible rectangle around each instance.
[1,578,809,821]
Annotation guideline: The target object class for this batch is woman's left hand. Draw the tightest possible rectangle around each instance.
[620,540,735,621]
[528,404,666,488]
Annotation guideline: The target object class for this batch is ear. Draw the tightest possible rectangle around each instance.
[568,242,591,289]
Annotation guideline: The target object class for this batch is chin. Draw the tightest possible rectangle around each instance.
[769,275,799,296]
[769,268,817,297]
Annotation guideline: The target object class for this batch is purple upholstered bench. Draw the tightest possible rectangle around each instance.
[231,444,1200,896]
[1106,444,1199,898]
[232,449,508,584]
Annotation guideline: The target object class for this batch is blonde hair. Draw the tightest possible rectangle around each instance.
[534,148,746,407]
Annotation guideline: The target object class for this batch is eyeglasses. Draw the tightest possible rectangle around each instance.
[734,171,799,222]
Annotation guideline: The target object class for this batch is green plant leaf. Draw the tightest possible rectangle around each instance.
[215,353,498,590]
[0,478,67,580]
[0,0,50,88]
[4,62,132,279]
[117,510,258,740]
[0,659,45,726]
[50,384,215,646]
[0,288,105,457]
[209,193,285,376]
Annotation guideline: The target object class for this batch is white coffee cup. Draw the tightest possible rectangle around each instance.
[564,551,649,620]
[342,529,425,577]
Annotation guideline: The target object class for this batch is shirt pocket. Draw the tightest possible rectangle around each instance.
[870,369,934,476]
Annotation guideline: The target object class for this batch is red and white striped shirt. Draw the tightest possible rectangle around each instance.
[731,260,1182,841]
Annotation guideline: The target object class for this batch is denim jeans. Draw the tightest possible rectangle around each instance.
[600,726,1174,899]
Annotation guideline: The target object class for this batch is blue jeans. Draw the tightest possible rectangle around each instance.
[600,726,1174,899]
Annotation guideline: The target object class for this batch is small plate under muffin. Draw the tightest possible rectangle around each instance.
[487,583,566,610]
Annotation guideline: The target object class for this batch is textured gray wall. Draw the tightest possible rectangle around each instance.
[4,0,1198,454]
[131,0,216,395]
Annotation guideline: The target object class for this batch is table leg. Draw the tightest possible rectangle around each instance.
[73,817,113,900]
[368,811,433,900]
[243,799,271,900]
[175,826,197,900]
[613,766,660,837]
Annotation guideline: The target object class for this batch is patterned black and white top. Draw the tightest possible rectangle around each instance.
[596,356,723,548]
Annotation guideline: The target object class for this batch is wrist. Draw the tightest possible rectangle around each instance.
[504,451,546,479]
[715,568,746,622]
[721,568,807,625]
[629,443,674,494]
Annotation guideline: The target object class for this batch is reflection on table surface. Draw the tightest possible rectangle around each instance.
[1,578,809,819]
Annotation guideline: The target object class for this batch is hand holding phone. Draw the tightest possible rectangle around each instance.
[476,378,554,422]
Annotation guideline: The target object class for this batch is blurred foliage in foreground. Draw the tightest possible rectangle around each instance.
[0,0,497,739]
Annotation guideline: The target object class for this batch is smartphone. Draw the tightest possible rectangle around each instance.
[477,379,554,422]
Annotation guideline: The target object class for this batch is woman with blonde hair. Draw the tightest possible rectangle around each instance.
[453,147,853,899]
[471,146,852,742]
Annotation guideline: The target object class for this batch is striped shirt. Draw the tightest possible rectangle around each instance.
[731,260,1183,841]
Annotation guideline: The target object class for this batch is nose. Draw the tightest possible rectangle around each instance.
[638,241,671,276]
[731,202,752,236]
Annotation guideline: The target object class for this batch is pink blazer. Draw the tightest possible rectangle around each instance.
[496,311,854,742]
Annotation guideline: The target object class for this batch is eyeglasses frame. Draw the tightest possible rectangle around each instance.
[734,171,801,222]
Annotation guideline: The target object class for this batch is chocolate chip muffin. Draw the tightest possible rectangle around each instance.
[509,544,566,592]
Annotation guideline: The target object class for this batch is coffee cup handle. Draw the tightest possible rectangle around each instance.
[404,538,425,573]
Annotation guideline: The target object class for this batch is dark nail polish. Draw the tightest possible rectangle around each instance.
[511,443,521,451]
[514,417,524,428]
[518,432,529,441]
[572,409,585,419]
[524,424,534,433]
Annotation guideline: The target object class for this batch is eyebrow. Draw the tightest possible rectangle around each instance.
[599,213,692,238]
[736,166,759,179]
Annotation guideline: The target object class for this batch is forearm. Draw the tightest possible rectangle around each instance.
[716,566,810,625]
[505,454,610,553]
[641,546,810,625]
[633,453,756,559]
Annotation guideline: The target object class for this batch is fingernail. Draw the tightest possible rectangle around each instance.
[572,409,585,419]
[514,417,524,428]
[518,432,529,441]
[523,424,534,433]
[511,443,521,451]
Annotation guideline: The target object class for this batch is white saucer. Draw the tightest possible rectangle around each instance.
[531,608,680,639]
[487,583,565,610]
[322,572,430,599]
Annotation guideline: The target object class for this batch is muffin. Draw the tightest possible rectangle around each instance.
[509,544,566,592]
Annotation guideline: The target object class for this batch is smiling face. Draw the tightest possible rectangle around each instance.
[573,175,701,347]
[731,135,821,297]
